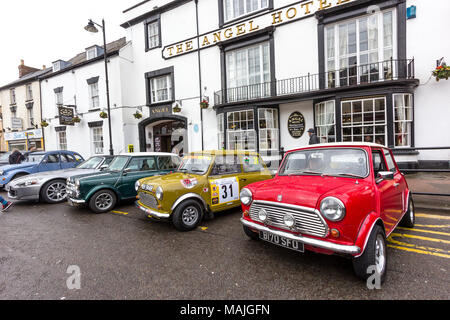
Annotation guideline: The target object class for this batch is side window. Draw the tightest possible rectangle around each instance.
[74,154,83,162]
[383,150,397,173]
[240,155,264,173]
[372,150,388,176]
[210,155,241,176]
[46,154,59,164]
[66,154,76,162]
[158,156,180,170]
[60,154,69,163]
[126,157,157,172]
[103,157,113,166]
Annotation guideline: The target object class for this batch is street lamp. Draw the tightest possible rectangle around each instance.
[85,19,114,155]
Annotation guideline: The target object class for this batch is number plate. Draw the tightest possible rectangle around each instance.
[259,231,304,253]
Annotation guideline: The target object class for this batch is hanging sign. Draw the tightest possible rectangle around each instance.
[288,112,305,139]
[58,106,75,126]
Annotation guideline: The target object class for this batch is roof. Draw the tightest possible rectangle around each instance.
[288,142,388,152]
[39,38,127,80]
[119,152,178,157]
[0,68,52,91]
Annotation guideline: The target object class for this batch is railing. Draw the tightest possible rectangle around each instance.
[215,59,416,105]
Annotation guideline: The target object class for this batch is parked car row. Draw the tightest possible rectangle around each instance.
[1,143,415,284]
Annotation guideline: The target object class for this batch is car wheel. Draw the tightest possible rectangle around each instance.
[400,195,415,228]
[352,225,387,284]
[172,199,203,231]
[243,225,260,241]
[41,179,67,204]
[89,189,117,214]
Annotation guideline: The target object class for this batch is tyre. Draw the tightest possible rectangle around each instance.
[172,199,203,231]
[88,189,117,214]
[243,225,260,240]
[399,195,415,228]
[41,179,67,204]
[352,225,387,284]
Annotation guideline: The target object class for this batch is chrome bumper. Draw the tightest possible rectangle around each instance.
[241,218,361,255]
[136,202,170,219]
[68,198,86,205]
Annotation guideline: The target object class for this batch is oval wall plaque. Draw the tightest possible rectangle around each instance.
[288,112,305,139]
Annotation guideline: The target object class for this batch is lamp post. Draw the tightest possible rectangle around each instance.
[85,19,114,155]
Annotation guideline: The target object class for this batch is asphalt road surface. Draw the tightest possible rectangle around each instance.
[0,193,449,300]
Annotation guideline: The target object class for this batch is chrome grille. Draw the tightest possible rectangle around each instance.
[139,192,158,209]
[249,201,328,238]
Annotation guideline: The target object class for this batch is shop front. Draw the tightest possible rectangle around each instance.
[4,129,44,152]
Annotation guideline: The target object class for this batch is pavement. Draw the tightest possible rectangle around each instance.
[404,172,450,211]
[0,192,449,300]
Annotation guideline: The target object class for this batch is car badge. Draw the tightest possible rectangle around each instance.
[277,195,282,202]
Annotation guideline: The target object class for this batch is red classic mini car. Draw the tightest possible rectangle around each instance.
[240,143,415,283]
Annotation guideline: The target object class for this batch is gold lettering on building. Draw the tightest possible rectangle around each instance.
[202,36,211,46]
[167,46,174,56]
[272,11,283,25]
[236,23,246,35]
[249,20,259,31]
[186,41,193,51]
[176,44,183,54]
[318,0,332,11]
[286,7,297,19]
[213,32,221,43]
[224,28,233,39]
[337,0,351,4]
[301,1,314,15]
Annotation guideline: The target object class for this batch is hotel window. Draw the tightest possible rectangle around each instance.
[227,110,256,151]
[10,88,16,105]
[226,42,270,102]
[224,0,269,22]
[26,84,33,101]
[91,127,104,154]
[150,75,172,103]
[86,48,97,60]
[55,91,63,107]
[341,97,386,145]
[28,108,34,128]
[58,131,67,150]
[217,113,225,150]
[393,93,413,147]
[146,20,160,50]
[315,101,336,143]
[325,9,396,87]
[89,82,100,109]
[258,108,279,152]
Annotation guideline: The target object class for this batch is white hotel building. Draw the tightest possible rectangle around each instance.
[40,0,450,169]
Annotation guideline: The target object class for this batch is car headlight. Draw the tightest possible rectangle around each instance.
[320,197,346,222]
[135,180,141,191]
[240,188,253,206]
[155,186,163,200]
[0,171,4,176]
[23,179,40,186]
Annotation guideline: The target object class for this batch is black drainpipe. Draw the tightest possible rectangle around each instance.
[195,0,204,150]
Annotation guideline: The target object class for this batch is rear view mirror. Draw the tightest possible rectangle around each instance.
[377,171,394,183]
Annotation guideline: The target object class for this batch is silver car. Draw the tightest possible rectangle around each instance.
[6,155,114,203]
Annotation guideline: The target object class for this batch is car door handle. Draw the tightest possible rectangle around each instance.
[240,178,247,182]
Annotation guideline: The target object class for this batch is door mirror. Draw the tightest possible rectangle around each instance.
[377,171,394,183]
[100,165,109,171]
[123,167,132,175]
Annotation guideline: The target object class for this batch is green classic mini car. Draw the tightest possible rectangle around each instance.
[135,150,273,231]
[67,152,181,213]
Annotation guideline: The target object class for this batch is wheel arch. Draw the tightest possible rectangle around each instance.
[171,193,208,213]
[39,177,67,199]
[86,186,121,203]
[354,212,385,258]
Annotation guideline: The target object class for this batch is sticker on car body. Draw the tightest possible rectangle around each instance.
[209,177,239,206]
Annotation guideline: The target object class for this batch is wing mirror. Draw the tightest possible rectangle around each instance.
[376,171,394,183]
[123,168,132,175]
[100,165,109,171]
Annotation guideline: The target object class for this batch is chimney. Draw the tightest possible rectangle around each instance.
[18,59,40,78]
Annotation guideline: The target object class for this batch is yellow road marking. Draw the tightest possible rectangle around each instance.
[416,214,450,220]
[389,233,450,246]
[415,224,450,229]
[387,244,450,259]
[396,227,450,237]
[199,226,208,231]
[112,211,129,215]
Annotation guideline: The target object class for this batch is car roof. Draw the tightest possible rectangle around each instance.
[187,150,260,156]
[118,152,178,157]
[287,142,388,153]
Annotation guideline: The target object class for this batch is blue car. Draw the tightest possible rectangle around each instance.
[0,151,84,188]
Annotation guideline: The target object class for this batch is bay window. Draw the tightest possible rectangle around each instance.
[226,42,270,102]
[227,110,256,151]
[325,9,396,88]
[315,101,336,143]
[217,113,225,150]
[258,108,279,152]
[393,93,413,147]
[224,0,269,23]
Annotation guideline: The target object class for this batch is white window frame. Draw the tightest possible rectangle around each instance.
[26,83,33,101]
[227,109,256,152]
[150,75,172,104]
[224,0,269,23]
[86,48,97,60]
[58,131,67,150]
[91,127,104,155]
[258,108,279,152]
[53,62,61,72]
[28,108,34,128]
[147,21,160,49]
[315,100,336,143]
[324,8,397,88]
[341,97,387,145]
[393,93,413,148]
[10,88,16,104]
[217,113,225,150]
[88,82,100,109]
[55,91,63,107]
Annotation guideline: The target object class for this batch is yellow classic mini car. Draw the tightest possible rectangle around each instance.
[135,150,273,231]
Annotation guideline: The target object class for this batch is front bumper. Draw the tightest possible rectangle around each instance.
[6,184,41,201]
[241,218,361,255]
[68,198,86,206]
[136,201,170,219]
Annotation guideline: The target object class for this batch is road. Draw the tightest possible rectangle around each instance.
[0,193,449,300]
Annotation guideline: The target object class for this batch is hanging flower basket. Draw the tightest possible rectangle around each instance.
[73,116,81,123]
[432,65,450,81]
[200,100,209,109]
[99,111,108,119]
[133,111,143,119]
[173,106,182,113]
[41,120,49,128]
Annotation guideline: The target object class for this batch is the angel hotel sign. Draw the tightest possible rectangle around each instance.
[162,0,355,59]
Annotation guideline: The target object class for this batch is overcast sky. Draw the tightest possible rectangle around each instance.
[0,0,139,86]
